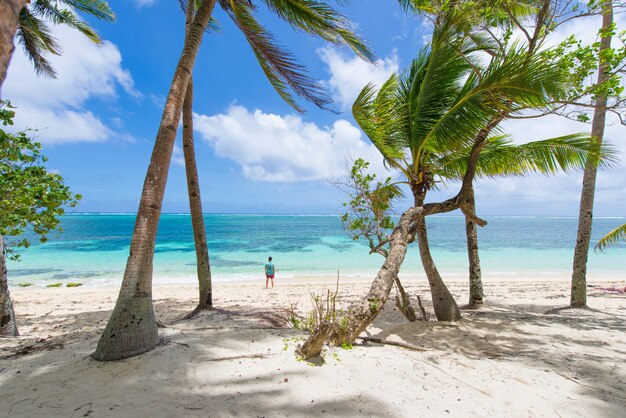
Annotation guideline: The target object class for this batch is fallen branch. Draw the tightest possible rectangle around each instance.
[358,336,426,352]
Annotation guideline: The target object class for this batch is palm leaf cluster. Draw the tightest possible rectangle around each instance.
[352,24,604,190]
[595,223,626,252]
[17,0,114,77]
[437,134,618,181]
[216,0,374,111]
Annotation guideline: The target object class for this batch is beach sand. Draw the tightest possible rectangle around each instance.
[1,277,625,417]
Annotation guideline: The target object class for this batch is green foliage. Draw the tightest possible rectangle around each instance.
[0,101,81,260]
[340,342,353,350]
[17,282,33,287]
[46,282,62,288]
[17,0,115,77]
[217,0,373,112]
[339,159,401,256]
[368,298,379,313]
[595,223,626,252]
[541,2,626,121]
[66,282,83,287]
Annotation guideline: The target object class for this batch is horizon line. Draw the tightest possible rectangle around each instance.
[62,212,626,219]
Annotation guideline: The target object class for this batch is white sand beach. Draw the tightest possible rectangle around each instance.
[1,277,625,417]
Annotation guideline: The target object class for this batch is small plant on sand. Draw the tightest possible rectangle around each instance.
[340,342,353,350]
[17,282,32,287]
[66,282,83,287]
[46,283,62,288]
[305,274,350,332]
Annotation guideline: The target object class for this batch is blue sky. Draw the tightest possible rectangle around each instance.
[3,0,626,216]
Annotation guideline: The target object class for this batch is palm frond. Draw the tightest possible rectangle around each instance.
[56,0,115,21]
[219,0,331,111]
[595,223,626,252]
[437,133,618,180]
[32,1,102,43]
[17,7,60,77]
[353,76,407,167]
[422,42,566,157]
[261,0,374,63]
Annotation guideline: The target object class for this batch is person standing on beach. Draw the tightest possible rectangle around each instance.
[265,256,275,289]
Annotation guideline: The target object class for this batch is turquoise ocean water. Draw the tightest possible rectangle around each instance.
[6,214,626,286]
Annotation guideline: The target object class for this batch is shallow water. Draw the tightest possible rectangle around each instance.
[6,213,626,286]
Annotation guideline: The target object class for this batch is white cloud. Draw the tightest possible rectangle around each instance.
[193,105,388,182]
[470,114,626,214]
[3,24,137,144]
[319,47,399,111]
[172,144,186,167]
[135,0,156,6]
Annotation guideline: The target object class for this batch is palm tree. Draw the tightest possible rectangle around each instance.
[93,0,374,361]
[438,134,616,307]
[181,0,212,316]
[0,0,113,91]
[571,0,613,307]
[351,23,572,321]
[0,0,27,90]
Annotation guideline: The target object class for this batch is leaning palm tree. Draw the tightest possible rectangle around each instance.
[93,0,374,361]
[351,31,569,321]
[298,26,592,356]
[339,133,605,318]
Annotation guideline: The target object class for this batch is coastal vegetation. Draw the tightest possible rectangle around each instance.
[0,101,80,336]
[0,3,624,414]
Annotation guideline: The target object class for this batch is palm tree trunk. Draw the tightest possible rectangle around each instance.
[465,185,484,308]
[182,77,212,312]
[413,188,461,321]
[0,235,19,336]
[0,0,26,92]
[571,1,612,308]
[93,0,217,361]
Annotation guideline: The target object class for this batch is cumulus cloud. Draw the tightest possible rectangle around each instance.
[470,114,626,214]
[3,24,137,144]
[319,47,399,111]
[193,105,387,182]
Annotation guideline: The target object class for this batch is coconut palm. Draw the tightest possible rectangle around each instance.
[180,0,212,316]
[571,1,614,307]
[94,0,374,361]
[351,23,575,321]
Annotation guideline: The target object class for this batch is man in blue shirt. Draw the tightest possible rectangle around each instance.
[265,256,275,289]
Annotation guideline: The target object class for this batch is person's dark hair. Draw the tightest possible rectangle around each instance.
[268,256,272,262]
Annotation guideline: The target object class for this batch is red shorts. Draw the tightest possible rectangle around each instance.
[266,274,275,279]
